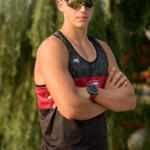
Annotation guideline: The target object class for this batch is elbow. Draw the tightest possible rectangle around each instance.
[129,95,136,110]
[62,107,82,120]
[60,108,77,120]
[56,94,84,120]
[64,113,75,120]
[125,87,136,111]
[112,94,136,112]
[127,89,136,111]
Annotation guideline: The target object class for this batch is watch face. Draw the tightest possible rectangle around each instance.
[87,85,98,95]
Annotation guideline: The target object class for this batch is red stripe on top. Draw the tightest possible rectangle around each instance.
[35,76,107,109]
[74,76,107,88]
[35,86,54,109]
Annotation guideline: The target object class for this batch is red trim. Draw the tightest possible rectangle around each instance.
[74,76,107,88]
[35,76,107,109]
[35,86,55,109]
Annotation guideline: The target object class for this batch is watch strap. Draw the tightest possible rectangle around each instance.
[90,94,97,101]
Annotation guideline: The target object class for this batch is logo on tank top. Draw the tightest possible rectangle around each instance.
[73,57,80,63]
[87,80,99,88]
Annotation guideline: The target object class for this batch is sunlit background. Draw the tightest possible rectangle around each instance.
[0,0,150,149]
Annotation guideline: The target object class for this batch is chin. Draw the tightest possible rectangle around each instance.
[74,22,88,29]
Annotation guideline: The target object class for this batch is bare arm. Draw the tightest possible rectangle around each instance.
[36,37,106,120]
[96,69,136,112]
[95,41,136,112]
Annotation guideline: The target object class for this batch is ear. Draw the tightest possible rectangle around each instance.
[57,0,64,12]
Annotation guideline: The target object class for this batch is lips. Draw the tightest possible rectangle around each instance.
[76,16,88,20]
[77,16,88,18]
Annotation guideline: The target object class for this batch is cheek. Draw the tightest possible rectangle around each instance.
[88,9,94,20]
[89,7,94,15]
[64,9,76,22]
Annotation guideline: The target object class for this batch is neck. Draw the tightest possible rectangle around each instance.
[60,22,89,45]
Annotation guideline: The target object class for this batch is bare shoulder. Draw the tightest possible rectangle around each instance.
[36,35,69,64]
[96,39,120,72]
[34,35,69,85]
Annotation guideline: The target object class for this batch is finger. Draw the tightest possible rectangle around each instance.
[48,95,52,100]
[53,104,57,109]
[123,81,128,87]
[115,76,127,88]
[107,67,116,83]
[112,71,123,86]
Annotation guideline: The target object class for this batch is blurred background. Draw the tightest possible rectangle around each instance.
[0,0,150,149]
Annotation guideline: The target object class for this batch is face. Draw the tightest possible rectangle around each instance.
[57,0,95,29]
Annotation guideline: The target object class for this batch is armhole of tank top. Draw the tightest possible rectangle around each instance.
[89,36,109,68]
[88,36,102,51]
[90,37,108,58]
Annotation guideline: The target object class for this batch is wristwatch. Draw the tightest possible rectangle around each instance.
[87,85,98,101]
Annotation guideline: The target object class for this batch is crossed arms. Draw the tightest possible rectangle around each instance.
[36,37,136,120]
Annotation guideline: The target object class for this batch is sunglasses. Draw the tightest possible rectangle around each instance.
[64,0,95,10]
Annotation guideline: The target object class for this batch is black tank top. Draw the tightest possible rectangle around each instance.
[35,31,108,150]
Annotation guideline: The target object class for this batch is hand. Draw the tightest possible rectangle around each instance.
[76,87,90,99]
[104,68,128,89]
[47,95,58,109]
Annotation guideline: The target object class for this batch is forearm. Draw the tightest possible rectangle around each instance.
[67,87,107,120]
[51,86,106,120]
[95,87,136,112]
[71,97,106,120]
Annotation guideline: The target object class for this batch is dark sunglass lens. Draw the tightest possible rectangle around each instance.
[85,0,94,8]
[67,0,94,9]
[67,0,81,9]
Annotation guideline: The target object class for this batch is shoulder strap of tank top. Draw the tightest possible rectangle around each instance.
[88,35,107,56]
[54,31,106,57]
[53,31,73,51]
[88,35,102,50]
[54,31,101,49]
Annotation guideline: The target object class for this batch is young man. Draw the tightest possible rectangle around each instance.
[34,0,136,149]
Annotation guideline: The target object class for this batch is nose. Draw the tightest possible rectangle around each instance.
[80,4,87,11]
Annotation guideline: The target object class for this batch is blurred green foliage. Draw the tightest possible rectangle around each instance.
[107,101,150,150]
[0,0,150,149]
